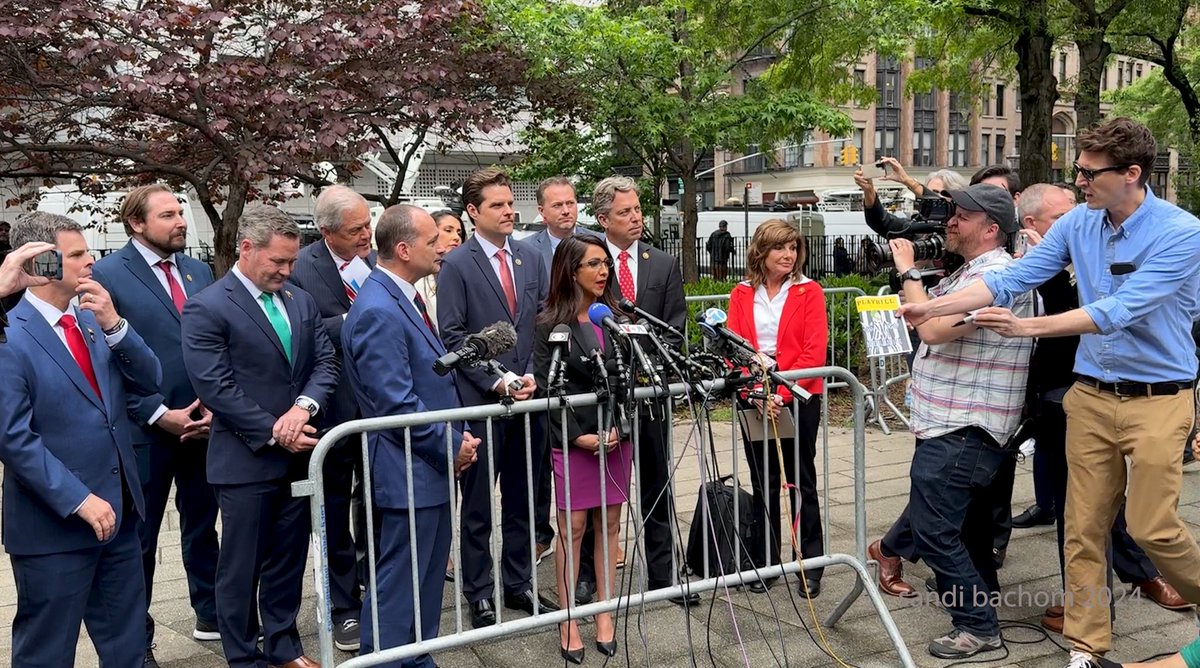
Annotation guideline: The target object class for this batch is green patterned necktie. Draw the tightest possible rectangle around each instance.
[259,292,293,365]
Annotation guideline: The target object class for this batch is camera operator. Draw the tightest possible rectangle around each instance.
[874,183,1035,660]
[854,163,1020,240]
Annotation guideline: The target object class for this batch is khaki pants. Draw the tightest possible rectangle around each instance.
[1062,382,1200,655]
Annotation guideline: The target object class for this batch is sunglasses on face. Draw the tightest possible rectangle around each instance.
[579,258,614,270]
[1073,162,1131,182]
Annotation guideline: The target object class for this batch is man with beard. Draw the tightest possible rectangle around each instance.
[884,183,1035,659]
[92,184,220,667]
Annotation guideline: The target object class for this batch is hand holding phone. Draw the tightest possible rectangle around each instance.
[0,241,55,298]
[32,250,62,280]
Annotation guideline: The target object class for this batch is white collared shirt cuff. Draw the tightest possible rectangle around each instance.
[104,323,128,347]
[147,405,169,425]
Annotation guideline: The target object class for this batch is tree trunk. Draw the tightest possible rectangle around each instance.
[213,180,249,277]
[679,141,699,283]
[1074,36,1111,132]
[1015,9,1057,188]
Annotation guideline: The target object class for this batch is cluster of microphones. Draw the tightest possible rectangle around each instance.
[431,300,809,402]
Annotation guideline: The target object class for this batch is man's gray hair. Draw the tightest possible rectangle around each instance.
[375,204,424,260]
[314,185,369,233]
[11,211,82,248]
[237,206,299,250]
[925,169,968,192]
[591,176,639,218]
[1016,183,1063,222]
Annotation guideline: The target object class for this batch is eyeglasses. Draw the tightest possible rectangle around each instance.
[1073,162,1131,182]
[579,258,614,270]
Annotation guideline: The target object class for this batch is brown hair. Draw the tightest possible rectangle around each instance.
[1077,117,1157,187]
[462,167,512,216]
[536,177,574,205]
[745,219,805,288]
[537,234,623,328]
[119,184,174,234]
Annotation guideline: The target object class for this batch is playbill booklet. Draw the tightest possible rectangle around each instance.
[855,295,914,358]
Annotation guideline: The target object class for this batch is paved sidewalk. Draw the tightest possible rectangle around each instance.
[3,411,1199,667]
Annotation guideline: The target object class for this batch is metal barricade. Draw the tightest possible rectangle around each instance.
[869,286,911,434]
[293,367,915,668]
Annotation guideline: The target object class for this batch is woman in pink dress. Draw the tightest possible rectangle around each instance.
[532,234,633,664]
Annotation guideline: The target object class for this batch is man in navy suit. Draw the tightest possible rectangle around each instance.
[525,177,601,565]
[0,212,162,668]
[437,167,558,628]
[343,204,479,665]
[182,206,338,668]
[92,184,221,664]
[287,185,374,651]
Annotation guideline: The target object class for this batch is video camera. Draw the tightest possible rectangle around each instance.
[863,196,956,272]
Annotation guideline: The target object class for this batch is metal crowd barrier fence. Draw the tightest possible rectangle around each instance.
[870,286,911,434]
[293,367,915,668]
[686,287,866,555]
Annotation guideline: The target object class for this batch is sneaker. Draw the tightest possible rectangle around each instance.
[334,618,360,652]
[535,541,555,566]
[144,645,161,667]
[1065,650,1102,668]
[927,628,1003,659]
[193,618,221,641]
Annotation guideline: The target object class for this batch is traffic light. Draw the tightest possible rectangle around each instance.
[841,144,859,166]
[1051,142,1059,162]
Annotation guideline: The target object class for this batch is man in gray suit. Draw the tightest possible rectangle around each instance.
[527,177,601,281]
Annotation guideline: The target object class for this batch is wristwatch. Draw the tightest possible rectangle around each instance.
[900,268,923,283]
[294,397,318,416]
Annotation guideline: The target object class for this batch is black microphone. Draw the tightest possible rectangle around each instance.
[695,308,775,372]
[618,297,684,341]
[433,321,517,375]
[545,324,571,392]
[616,316,663,387]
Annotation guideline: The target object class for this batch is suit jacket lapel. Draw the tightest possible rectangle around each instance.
[121,244,181,322]
[777,284,805,344]
[375,273,443,353]
[468,238,513,323]
[512,245,532,316]
[635,241,651,301]
[178,256,204,297]
[81,311,115,415]
[313,243,352,310]
[224,275,289,364]
[281,286,303,370]
[14,303,105,412]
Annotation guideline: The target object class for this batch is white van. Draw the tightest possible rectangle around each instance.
[36,185,212,255]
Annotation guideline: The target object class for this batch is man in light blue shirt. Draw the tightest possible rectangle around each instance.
[900,118,1200,668]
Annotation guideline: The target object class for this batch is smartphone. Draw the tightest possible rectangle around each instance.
[861,161,887,179]
[31,250,62,280]
[1013,232,1029,258]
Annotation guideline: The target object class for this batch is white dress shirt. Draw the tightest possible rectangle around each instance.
[474,234,516,287]
[26,291,128,350]
[605,238,639,298]
[752,279,799,356]
[131,237,185,295]
[378,265,423,317]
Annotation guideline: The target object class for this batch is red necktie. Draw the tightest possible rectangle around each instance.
[618,250,636,303]
[495,249,518,316]
[59,314,102,399]
[339,260,357,303]
[413,293,437,336]
[156,260,187,313]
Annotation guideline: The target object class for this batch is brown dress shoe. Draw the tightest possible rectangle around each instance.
[1135,576,1192,610]
[270,657,320,668]
[868,539,916,597]
[1040,606,1064,634]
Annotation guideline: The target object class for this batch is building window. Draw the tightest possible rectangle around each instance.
[948,93,968,168]
[995,84,1005,117]
[995,133,1006,163]
[982,133,991,165]
[1118,61,1124,88]
[912,61,938,167]
[743,143,765,172]
[1136,63,1143,79]
[1102,66,1108,90]
[1015,134,1021,158]
[854,68,866,84]
[875,56,902,161]
[982,86,991,116]
[1059,52,1068,81]
[783,144,802,169]
[1127,61,1134,84]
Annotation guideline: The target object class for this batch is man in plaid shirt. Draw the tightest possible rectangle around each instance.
[891,183,1035,659]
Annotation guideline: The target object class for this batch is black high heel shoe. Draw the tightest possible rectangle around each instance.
[595,639,618,657]
[560,646,585,664]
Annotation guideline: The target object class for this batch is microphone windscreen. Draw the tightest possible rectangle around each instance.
[587,303,614,328]
[477,321,518,357]
[702,307,728,327]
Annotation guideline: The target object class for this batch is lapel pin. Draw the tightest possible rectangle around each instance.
[86,327,96,342]
[642,252,650,260]
[284,290,293,299]
[186,274,193,282]
[514,258,522,266]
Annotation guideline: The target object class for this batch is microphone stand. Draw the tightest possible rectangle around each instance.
[479,358,519,408]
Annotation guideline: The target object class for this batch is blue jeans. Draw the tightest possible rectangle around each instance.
[910,427,1010,637]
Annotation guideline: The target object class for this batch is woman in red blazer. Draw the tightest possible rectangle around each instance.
[726,219,828,598]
